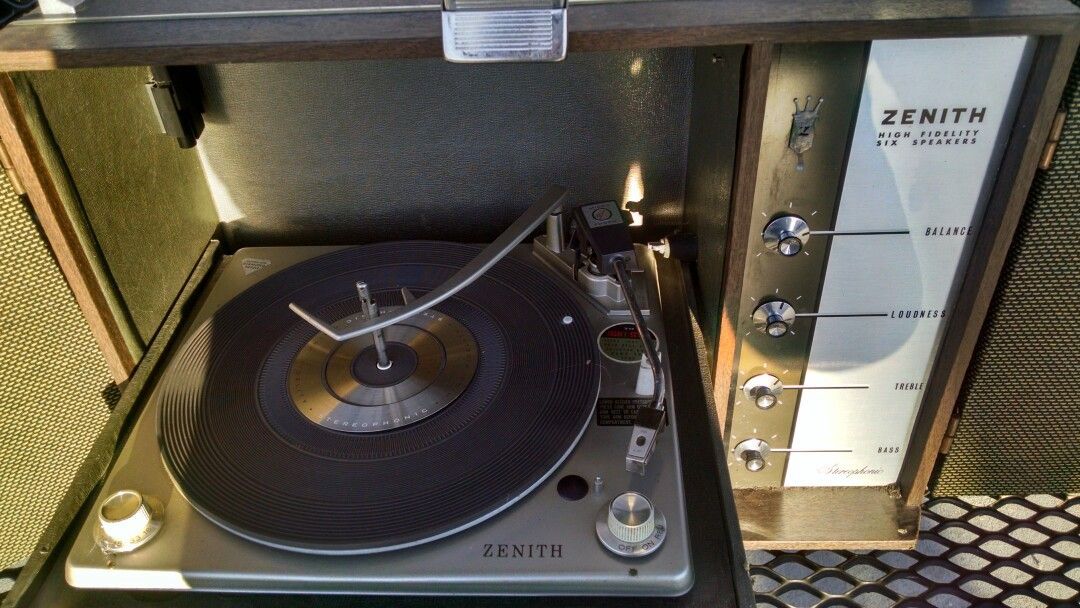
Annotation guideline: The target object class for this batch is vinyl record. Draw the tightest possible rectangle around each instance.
[158,242,599,554]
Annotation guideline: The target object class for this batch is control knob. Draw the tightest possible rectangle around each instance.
[752,300,796,337]
[607,492,655,543]
[734,438,771,472]
[595,491,667,557]
[763,215,810,256]
[94,489,164,553]
[743,373,784,409]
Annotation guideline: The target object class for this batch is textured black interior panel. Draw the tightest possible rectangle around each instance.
[683,46,742,362]
[932,51,1080,497]
[196,49,694,247]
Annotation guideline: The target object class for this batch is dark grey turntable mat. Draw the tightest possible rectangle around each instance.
[158,242,599,554]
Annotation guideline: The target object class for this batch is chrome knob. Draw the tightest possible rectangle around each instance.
[734,438,771,472]
[595,491,667,557]
[763,215,810,256]
[607,492,656,543]
[743,373,784,409]
[743,450,767,472]
[753,300,796,337]
[94,490,163,553]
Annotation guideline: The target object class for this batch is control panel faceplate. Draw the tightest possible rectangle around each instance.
[726,38,1035,489]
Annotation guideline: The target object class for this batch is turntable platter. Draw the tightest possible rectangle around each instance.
[287,305,478,433]
[157,242,599,554]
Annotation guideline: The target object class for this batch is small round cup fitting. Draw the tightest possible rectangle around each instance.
[94,490,164,554]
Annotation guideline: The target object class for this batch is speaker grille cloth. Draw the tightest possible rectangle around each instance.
[932,51,1080,496]
[0,173,115,570]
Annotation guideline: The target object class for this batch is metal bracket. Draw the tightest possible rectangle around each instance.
[788,95,823,171]
[0,136,25,195]
[442,0,567,63]
[1039,108,1068,170]
[145,66,204,149]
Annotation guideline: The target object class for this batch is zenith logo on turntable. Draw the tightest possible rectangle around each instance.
[482,543,565,559]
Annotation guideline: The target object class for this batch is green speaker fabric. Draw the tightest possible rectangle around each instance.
[0,173,115,570]
[931,50,1080,496]
[23,68,218,345]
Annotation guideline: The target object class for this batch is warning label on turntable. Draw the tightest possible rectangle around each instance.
[596,397,652,426]
[241,257,272,275]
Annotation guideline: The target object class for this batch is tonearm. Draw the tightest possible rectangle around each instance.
[289,186,668,475]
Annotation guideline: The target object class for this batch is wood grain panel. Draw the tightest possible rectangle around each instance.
[735,486,920,549]
[0,1,1075,70]
[0,74,136,382]
[711,43,772,435]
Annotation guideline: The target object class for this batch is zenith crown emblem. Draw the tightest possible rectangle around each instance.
[788,95,824,172]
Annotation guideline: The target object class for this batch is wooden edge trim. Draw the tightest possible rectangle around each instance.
[0,73,136,382]
[899,33,1080,507]
[742,539,918,551]
[711,43,773,435]
[734,486,921,549]
[0,7,1077,70]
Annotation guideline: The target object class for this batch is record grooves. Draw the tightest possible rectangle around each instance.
[158,242,599,554]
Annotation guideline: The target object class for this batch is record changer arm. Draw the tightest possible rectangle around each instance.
[289,186,570,341]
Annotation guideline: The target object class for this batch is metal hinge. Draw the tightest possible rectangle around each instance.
[0,136,26,196]
[938,414,963,455]
[145,66,204,149]
[1039,108,1068,170]
[442,0,567,63]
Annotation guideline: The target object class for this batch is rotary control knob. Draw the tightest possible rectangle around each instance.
[94,489,164,553]
[595,491,667,557]
[734,438,771,472]
[763,215,810,256]
[752,300,796,337]
[607,492,655,543]
[743,373,784,409]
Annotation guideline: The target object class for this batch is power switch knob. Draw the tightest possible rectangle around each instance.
[607,492,656,543]
[595,491,668,557]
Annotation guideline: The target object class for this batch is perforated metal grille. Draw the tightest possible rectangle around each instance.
[932,50,1080,497]
[751,495,1080,607]
[0,174,115,570]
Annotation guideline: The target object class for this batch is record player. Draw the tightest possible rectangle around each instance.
[63,187,694,596]
[2,3,1076,607]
